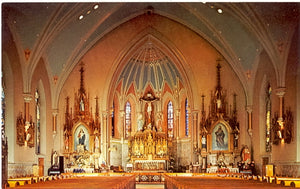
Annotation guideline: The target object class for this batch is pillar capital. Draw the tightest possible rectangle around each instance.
[102,111,109,118]
[246,105,252,113]
[275,87,286,97]
[192,111,198,119]
[52,109,59,116]
[23,93,33,102]
[175,109,180,116]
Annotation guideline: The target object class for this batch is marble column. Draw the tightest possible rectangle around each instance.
[275,88,286,121]
[52,109,58,134]
[23,93,32,122]
[246,105,253,137]
[102,111,108,165]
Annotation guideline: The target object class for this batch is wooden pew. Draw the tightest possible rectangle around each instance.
[275,177,300,187]
[7,177,33,187]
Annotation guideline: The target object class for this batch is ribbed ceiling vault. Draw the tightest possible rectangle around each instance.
[2,2,299,108]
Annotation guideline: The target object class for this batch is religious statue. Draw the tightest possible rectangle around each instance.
[93,149,100,170]
[217,152,226,168]
[162,139,167,155]
[65,135,69,151]
[233,125,240,148]
[241,145,251,163]
[80,98,84,111]
[52,151,59,167]
[64,129,69,151]
[140,91,159,129]
[156,113,163,132]
[94,136,100,150]
[133,139,139,156]
[139,140,144,155]
[215,126,225,148]
[156,139,162,155]
[137,114,144,131]
[147,102,152,123]
[24,122,31,147]
[201,135,207,149]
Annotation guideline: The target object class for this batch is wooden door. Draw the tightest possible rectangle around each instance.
[38,158,44,176]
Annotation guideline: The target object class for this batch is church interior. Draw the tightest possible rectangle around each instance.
[2,2,300,188]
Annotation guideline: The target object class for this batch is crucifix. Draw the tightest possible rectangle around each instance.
[140,91,159,130]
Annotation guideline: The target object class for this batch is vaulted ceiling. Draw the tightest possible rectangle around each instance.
[2,2,300,105]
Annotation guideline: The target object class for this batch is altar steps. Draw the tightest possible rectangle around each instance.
[136,184,164,189]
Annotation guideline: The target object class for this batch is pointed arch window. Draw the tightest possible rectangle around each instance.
[125,101,131,139]
[185,98,189,137]
[168,101,174,138]
[112,102,115,137]
[265,83,272,152]
[35,89,41,154]
[1,75,6,142]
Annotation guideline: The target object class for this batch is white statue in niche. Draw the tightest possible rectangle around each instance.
[95,136,100,150]
[137,113,144,131]
[80,98,84,111]
[156,113,163,132]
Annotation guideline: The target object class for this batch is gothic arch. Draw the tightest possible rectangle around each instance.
[107,27,195,113]
[2,52,15,163]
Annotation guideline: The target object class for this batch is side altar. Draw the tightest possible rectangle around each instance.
[60,63,106,173]
[128,91,171,172]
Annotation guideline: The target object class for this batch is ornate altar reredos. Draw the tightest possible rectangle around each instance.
[198,62,241,169]
[63,63,103,171]
[128,91,171,172]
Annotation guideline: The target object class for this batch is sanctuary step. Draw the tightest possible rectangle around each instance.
[136,183,164,189]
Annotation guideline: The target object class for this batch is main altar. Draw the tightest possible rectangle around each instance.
[128,91,171,172]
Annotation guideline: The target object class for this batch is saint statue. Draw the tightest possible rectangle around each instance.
[233,125,240,148]
[242,145,251,163]
[201,135,207,149]
[80,98,84,111]
[65,135,69,150]
[137,114,144,131]
[156,113,163,132]
[52,151,59,167]
[95,136,99,149]
[139,140,144,155]
[215,126,225,148]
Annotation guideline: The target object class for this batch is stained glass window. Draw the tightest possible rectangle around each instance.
[125,101,131,139]
[35,89,41,154]
[265,83,272,152]
[112,102,115,137]
[185,98,189,136]
[1,75,6,142]
[168,101,174,138]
